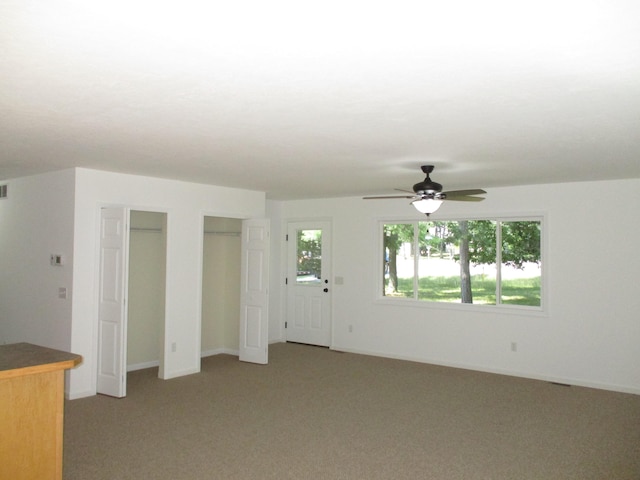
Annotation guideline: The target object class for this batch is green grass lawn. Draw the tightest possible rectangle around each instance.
[390,275,540,306]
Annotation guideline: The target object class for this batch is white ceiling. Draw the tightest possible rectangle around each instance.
[2,0,639,200]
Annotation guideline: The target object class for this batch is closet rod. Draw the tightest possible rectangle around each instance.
[130,229,241,235]
[130,227,163,232]
[204,231,241,236]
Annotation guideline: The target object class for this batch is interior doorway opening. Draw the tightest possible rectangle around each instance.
[126,211,167,376]
[201,216,242,357]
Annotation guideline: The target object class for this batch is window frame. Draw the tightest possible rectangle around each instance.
[376,213,547,316]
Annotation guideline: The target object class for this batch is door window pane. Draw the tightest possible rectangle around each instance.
[296,229,322,284]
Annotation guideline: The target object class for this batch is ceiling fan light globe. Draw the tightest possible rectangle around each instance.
[412,198,443,214]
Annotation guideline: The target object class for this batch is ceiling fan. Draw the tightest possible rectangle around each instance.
[363,165,486,216]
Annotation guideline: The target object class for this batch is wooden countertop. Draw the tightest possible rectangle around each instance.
[0,343,82,380]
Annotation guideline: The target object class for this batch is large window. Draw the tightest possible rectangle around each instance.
[382,218,542,308]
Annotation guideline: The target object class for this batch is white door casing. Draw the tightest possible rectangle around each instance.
[97,207,129,397]
[286,221,332,347]
[239,219,270,364]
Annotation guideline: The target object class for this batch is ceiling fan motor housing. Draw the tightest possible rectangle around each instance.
[413,165,443,196]
[413,178,443,195]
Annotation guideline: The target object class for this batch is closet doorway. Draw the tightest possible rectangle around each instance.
[201,217,242,357]
[127,211,167,376]
[97,208,167,397]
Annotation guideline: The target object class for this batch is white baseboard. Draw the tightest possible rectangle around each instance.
[330,345,640,396]
[127,349,239,374]
[201,348,239,357]
[66,390,97,400]
[161,366,200,379]
[127,360,160,372]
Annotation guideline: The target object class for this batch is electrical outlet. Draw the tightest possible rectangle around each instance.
[511,342,518,352]
[348,325,353,333]
[50,254,64,266]
[171,342,177,353]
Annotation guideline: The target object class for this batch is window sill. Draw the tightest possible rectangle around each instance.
[374,296,548,318]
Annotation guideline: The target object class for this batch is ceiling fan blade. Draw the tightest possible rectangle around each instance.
[363,195,417,200]
[394,188,415,194]
[446,196,485,202]
[364,167,487,206]
[442,189,487,197]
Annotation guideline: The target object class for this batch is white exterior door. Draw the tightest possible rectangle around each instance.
[97,207,129,397]
[239,219,270,364]
[286,221,332,347]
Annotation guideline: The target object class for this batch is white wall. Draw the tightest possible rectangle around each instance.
[69,168,265,398]
[4,169,637,397]
[269,178,640,394]
[0,169,75,352]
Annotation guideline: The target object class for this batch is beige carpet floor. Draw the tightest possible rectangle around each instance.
[64,342,640,479]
